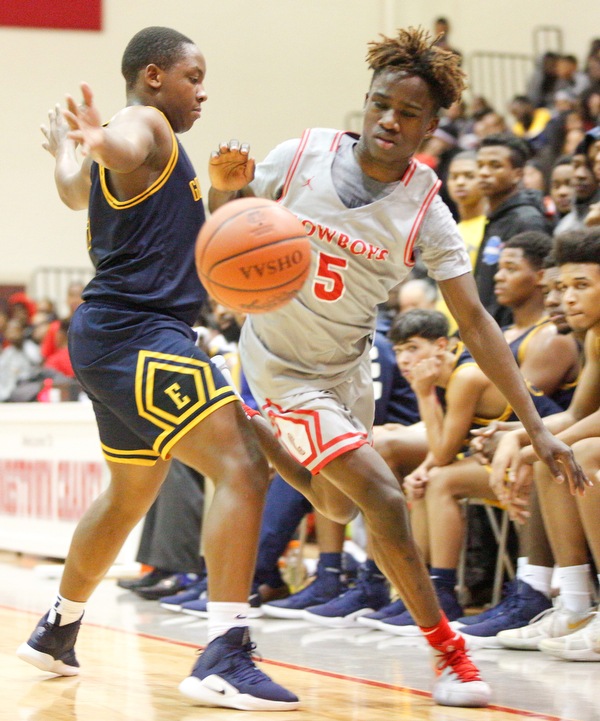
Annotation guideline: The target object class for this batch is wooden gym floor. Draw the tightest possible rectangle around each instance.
[2,555,599,721]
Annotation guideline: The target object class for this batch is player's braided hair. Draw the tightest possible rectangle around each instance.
[366,27,465,110]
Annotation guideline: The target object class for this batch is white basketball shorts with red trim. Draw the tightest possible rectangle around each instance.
[253,358,374,475]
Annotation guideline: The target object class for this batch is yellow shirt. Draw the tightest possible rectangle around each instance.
[436,214,486,334]
[512,108,552,139]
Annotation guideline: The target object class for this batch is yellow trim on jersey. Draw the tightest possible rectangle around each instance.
[516,318,551,366]
[99,112,179,210]
[102,453,159,467]
[101,442,160,457]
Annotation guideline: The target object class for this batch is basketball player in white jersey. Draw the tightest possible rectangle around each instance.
[207,28,586,708]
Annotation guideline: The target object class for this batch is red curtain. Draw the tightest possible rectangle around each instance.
[0,1,102,31]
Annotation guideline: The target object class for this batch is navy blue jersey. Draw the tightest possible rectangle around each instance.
[506,318,552,366]
[84,120,206,326]
[371,331,420,426]
[453,339,561,425]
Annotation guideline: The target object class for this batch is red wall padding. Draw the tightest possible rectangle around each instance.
[0,0,102,31]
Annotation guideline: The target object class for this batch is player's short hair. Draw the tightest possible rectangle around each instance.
[122,26,194,90]
[366,27,465,111]
[552,155,573,170]
[388,308,449,344]
[554,229,600,267]
[503,231,553,271]
[479,133,531,168]
[542,250,557,270]
[449,150,477,164]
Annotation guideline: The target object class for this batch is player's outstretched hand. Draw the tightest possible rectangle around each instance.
[62,83,104,157]
[209,139,255,191]
[527,429,592,497]
[41,104,72,157]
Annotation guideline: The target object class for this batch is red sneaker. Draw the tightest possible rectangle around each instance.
[431,632,491,707]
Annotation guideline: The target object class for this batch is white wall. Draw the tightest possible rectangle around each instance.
[0,0,598,288]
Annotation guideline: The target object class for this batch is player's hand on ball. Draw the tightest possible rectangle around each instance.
[41,104,72,157]
[209,139,255,191]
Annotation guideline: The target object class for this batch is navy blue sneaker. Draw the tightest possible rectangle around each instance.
[17,611,82,676]
[160,576,208,611]
[379,581,463,636]
[262,561,343,619]
[357,597,407,629]
[460,580,552,648]
[179,627,299,710]
[302,567,389,627]
[453,581,518,628]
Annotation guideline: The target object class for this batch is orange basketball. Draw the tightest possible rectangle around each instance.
[196,197,311,314]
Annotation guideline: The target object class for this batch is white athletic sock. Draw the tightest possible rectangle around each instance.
[558,564,592,613]
[207,601,250,643]
[48,594,86,626]
[516,556,528,579]
[520,564,553,598]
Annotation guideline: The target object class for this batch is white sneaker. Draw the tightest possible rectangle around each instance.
[539,609,600,661]
[430,633,491,707]
[496,598,595,651]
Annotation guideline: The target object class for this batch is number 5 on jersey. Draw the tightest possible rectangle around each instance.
[313,251,347,301]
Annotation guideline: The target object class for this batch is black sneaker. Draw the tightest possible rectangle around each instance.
[17,611,82,676]
[135,572,200,600]
[179,627,299,710]
[117,568,172,590]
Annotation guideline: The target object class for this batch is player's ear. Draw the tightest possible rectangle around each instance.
[434,336,448,354]
[145,64,162,89]
[423,115,440,141]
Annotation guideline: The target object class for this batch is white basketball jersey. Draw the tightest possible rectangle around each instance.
[241,128,467,388]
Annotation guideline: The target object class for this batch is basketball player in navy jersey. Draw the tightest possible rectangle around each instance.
[17,27,297,712]
[209,28,587,707]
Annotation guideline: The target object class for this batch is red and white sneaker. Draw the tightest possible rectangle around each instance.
[431,633,491,707]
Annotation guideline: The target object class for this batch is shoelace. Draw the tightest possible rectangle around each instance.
[434,643,481,683]
[197,641,270,686]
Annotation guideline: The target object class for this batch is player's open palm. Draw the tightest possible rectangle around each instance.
[41,104,72,157]
[63,83,104,157]
[210,140,255,191]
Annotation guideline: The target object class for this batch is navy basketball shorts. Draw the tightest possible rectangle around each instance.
[69,302,238,466]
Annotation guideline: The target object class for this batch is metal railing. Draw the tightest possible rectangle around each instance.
[28,267,94,317]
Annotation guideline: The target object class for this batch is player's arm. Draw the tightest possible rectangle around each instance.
[518,324,579,396]
[62,83,159,175]
[41,103,92,210]
[208,139,256,211]
[439,272,586,493]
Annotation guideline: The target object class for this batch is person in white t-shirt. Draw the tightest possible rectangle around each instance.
[208,27,585,709]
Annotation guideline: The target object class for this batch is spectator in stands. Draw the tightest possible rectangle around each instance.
[475,133,550,326]
[526,51,560,109]
[509,95,551,151]
[44,319,75,378]
[40,282,84,362]
[0,318,43,402]
[446,151,487,268]
[580,84,600,131]
[399,279,438,313]
[0,304,8,347]
[548,157,575,227]
[432,17,461,60]
[555,54,590,99]
[473,111,509,141]
[554,146,600,234]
